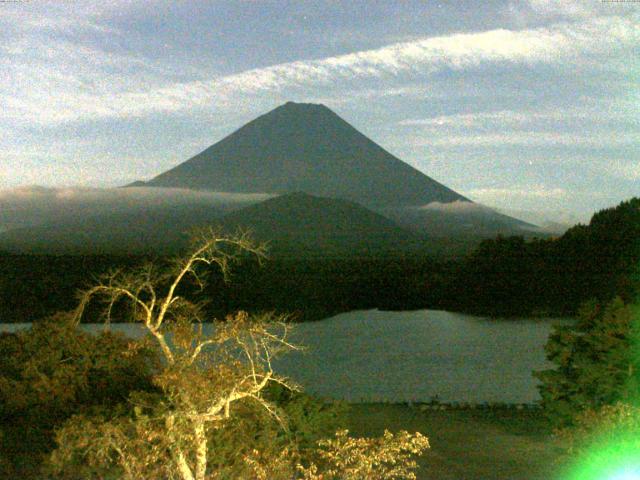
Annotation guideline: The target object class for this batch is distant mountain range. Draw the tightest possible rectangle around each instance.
[0,192,421,256]
[1,102,538,256]
[138,101,534,239]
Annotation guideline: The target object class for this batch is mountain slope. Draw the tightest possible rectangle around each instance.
[381,203,536,238]
[0,203,237,255]
[141,102,467,208]
[0,192,420,257]
[217,192,420,257]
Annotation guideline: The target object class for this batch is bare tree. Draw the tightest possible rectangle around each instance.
[54,229,299,480]
[50,229,429,480]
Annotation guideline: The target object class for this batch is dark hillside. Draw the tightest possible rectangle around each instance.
[448,197,640,316]
[218,192,421,257]
[0,203,234,255]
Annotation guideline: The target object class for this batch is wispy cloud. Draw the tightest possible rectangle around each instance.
[511,0,605,20]
[401,131,640,148]
[3,14,638,124]
[398,107,634,128]
[496,207,585,230]
[418,199,585,231]
[400,110,534,127]
[399,96,640,127]
[603,162,640,181]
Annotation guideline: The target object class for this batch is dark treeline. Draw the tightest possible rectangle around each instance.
[204,255,457,322]
[0,251,456,323]
[450,198,640,316]
[1,197,638,323]
[0,254,149,323]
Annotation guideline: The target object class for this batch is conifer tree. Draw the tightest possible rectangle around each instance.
[535,297,640,426]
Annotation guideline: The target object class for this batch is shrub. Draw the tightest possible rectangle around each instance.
[0,313,156,478]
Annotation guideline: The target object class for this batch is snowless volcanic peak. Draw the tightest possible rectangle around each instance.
[143,102,468,208]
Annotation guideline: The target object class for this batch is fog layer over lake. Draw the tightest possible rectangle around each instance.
[2,310,570,404]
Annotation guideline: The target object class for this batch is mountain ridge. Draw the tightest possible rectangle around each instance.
[138,102,469,208]
[0,191,422,257]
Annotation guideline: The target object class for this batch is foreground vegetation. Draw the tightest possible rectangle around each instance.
[0,231,429,479]
[533,293,640,479]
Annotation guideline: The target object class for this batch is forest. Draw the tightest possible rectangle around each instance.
[1,198,638,323]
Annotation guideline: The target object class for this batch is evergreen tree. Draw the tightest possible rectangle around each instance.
[535,297,640,426]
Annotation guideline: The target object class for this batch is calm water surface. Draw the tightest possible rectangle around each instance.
[2,309,570,404]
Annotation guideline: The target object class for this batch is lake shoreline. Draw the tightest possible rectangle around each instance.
[2,309,570,405]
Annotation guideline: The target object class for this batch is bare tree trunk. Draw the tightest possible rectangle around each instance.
[175,449,195,480]
[194,421,208,480]
[150,328,175,364]
[167,414,195,480]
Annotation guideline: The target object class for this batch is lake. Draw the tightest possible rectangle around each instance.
[1,309,570,404]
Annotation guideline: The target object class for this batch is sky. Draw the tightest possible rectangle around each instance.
[1,0,638,223]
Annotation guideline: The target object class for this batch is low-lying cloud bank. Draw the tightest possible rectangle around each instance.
[412,201,580,234]
[413,201,579,233]
[0,186,273,232]
[416,200,495,214]
[496,208,583,234]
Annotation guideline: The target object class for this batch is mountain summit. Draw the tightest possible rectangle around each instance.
[141,102,468,208]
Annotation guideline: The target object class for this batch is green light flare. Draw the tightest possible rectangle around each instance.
[560,300,640,480]
[562,437,640,480]
[610,470,640,480]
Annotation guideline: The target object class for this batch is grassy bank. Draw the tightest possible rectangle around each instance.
[346,403,566,480]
